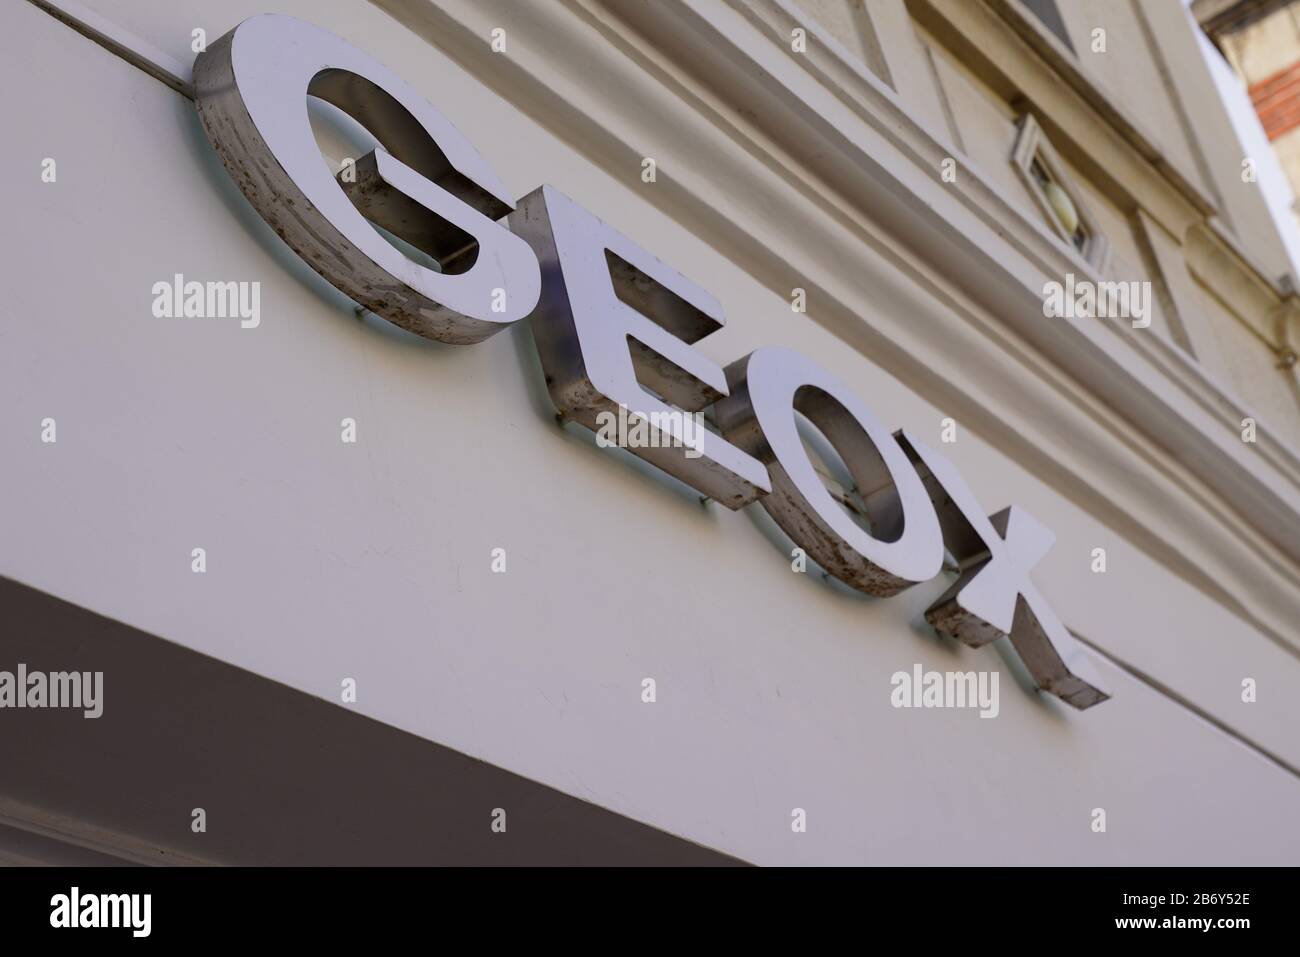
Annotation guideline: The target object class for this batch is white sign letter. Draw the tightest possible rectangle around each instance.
[715,347,944,594]
[193,15,540,343]
[508,185,770,507]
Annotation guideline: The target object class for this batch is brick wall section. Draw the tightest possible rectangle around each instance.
[1250,58,1300,139]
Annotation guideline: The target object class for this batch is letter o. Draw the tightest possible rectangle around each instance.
[716,347,944,595]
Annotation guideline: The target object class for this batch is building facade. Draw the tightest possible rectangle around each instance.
[1197,0,1300,234]
[3,0,1300,865]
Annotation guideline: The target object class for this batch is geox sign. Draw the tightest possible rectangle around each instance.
[193,15,1108,709]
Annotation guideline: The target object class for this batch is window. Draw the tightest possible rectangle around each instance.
[1022,0,1075,53]
[1012,114,1111,273]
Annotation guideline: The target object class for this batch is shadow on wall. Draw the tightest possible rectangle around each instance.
[0,575,746,866]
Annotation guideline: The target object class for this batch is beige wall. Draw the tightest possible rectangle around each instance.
[1057,0,1214,201]
[4,0,1299,864]
[908,0,1300,443]
[1221,2,1300,80]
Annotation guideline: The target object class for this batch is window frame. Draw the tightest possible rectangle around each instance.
[1011,113,1111,274]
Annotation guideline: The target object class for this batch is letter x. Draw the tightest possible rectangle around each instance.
[897,431,1109,710]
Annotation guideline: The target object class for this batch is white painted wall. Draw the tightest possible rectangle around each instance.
[3,0,1298,864]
